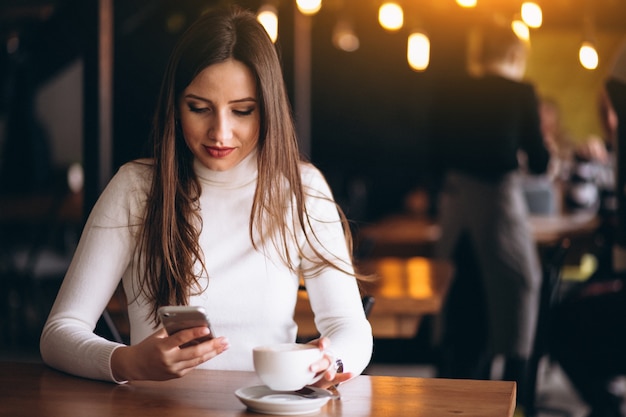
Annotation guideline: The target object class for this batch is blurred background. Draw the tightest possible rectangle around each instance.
[1,0,624,221]
[0,1,625,415]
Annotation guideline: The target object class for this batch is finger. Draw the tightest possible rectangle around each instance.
[331,372,353,385]
[167,327,212,349]
[317,337,331,350]
[170,337,229,373]
[310,355,333,374]
[312,371,353,389]
[175,336,229,362]
[169,354,212,375]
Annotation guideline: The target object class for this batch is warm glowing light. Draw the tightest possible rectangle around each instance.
[377,259,403,298]
[456,0,477,7]
[257,5,278,43]
[521,2,542,28]
[296,0,321,15]
[579,42,599,70]
[407,31,430,71]
[378,2,403,31]
[511,19,530,41]
[406,258,434,299]
[332,20,360,52]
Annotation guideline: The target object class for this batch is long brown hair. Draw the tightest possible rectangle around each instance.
[136,5,358,323]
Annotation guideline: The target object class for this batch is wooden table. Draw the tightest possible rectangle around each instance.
[357,215,441,258]
[295,257,454,339]
[330,211,598,340]
[357,211,600,255]
[0,361,516,417]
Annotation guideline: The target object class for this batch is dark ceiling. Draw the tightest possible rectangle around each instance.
[454,0,626,31]
[2,0,626,35]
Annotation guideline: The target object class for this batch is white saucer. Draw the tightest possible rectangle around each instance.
[234,385,332,415]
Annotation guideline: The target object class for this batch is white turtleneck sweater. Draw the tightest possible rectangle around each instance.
[40,151,373,382]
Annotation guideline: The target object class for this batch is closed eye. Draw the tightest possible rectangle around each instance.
[189,105,210,114]
[234,108,255,116]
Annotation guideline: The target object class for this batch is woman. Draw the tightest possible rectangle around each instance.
[40,5,373,385]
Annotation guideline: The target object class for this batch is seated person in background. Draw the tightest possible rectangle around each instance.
[40,6,372,385]
[564,89,617,216]
[521,96,580,216]
[538,96,574,182]
[565,89,618,277]
[551,39,626,417]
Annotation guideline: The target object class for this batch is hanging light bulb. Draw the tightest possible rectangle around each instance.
[521,2,542,28]
[407,30,430,71]
[257,5,278,43]
[456,0,477,8]
[579,15,598,71]
[332,20,360,52]
[378,2,403,32]
[579,41,599,70]
[296,0,322,16]
[511,19,530,41]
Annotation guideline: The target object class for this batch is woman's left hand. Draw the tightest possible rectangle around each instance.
[307,337,353,389]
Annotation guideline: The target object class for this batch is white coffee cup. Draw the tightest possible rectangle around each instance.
[253,343,326,391]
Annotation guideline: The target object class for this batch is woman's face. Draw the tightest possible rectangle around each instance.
[178,59,260,171]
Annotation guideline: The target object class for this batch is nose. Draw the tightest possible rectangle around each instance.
[209,111,233,143]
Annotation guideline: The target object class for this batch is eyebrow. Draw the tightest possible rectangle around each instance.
[183,94,257,104]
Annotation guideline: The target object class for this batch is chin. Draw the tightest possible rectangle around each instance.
[204,159,238,171]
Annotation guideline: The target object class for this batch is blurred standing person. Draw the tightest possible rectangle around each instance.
[431,19,550,405]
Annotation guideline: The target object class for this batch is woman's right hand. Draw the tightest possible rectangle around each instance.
[110,327,229,382]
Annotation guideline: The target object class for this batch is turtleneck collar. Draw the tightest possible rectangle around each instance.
[193,148,258,188]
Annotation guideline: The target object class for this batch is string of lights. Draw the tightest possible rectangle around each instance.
[255,1,600,72]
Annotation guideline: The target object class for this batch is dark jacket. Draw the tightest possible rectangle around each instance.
[430,74,550,183]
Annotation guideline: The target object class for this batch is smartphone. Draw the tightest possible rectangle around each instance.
[158,306,215,348]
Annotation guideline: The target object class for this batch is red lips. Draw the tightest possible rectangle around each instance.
[205,146,235,158]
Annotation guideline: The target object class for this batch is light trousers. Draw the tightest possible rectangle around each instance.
[436,171,542,358]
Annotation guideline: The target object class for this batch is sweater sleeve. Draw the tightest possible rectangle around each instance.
[40,162,149,382]
[298,164,373,376]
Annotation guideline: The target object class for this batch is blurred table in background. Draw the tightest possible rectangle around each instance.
[529,211,600,247]
[356,214,441,258]
[355,211,600,257]
[0,191,83,348]
[0,191,82,225]
[295,256,454,339]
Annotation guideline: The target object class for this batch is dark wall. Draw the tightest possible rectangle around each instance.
[0,0,471,221]
[308,4,469,221]
[107,1,479,222]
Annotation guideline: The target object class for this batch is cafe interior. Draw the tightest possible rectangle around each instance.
[1,0,626,416]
